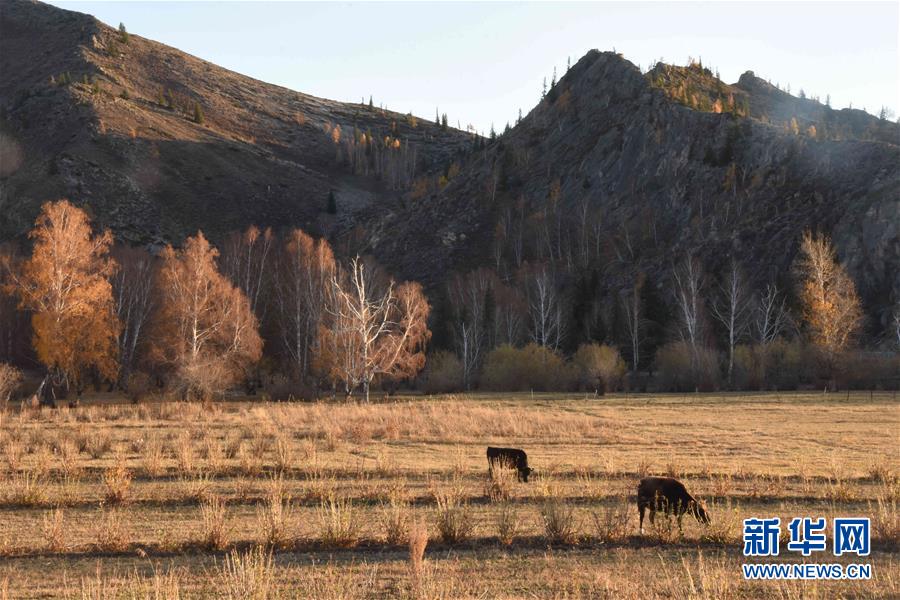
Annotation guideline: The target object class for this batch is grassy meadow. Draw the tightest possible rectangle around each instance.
[0,391,897,599]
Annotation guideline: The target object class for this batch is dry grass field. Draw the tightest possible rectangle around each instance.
[0,391,897,599]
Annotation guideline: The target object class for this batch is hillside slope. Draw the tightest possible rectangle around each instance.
[0,0,470,244]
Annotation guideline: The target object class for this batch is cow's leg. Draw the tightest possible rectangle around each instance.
[639,503,645,534]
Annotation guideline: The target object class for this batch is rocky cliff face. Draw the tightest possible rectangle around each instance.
[369,51,898,332]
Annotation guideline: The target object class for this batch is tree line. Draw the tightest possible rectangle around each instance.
[0,201,429,403]
[0,199,894,404]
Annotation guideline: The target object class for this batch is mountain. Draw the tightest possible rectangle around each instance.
[369,52,899,334]
[2,0,898,338]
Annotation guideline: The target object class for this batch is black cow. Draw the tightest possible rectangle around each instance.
[637,476,710,534]
[487,447,533,482]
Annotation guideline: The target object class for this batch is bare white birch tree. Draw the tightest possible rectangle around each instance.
[318,257,430,401]
[753,283,789,344]
[525,264,565,351]
[620,271,645,372]
[711,259,751,384]
[672,256,705,357]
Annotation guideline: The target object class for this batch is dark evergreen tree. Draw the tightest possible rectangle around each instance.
[327,190,337,214]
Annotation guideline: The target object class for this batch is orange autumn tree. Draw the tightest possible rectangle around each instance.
[9,200,119,393]
[795,231,863,359]
[316,257,430,401]
[152,232,262,400]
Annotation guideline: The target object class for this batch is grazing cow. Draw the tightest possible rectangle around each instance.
[637,476,710,534]
[487,447,533,482]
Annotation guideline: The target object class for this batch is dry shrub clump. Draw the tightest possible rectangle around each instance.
[380,492,410,546]
[433,485,475,544]
[408,520,428,592]
[257,484,293,549]
[540,499,580,545]
[103,453,133,505]
[94,506,129,552]
[9,471,49,506]
[317,496,360,548]
[218,546,276,600]
[592,501,632,543]
[143,436,165,477]
[484,461,517,502]
[201,495,229,551]
[42,507,66,552]
[701,499,740,544]
[495,503,521,546]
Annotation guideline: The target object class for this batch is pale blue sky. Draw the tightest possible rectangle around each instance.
[48,1,899,133]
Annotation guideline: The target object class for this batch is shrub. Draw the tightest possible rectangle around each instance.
[480,343,575,391]
[193,101,205,125]
[380,496,409,546]
[433,487,474,544]
[201,496,229,551]
[654,341,721,392]
[495,503,520,546]
[591,502,631,542]
[422,351,464,393]
[408,520,428,590]
[103,454,133,505]
[572,343,627,393]
[540,499,579,544]
[218,547,275,600]
[94,506,129,552]
[484,461,517,502]
[317,497,360,548]
[42,507,66,552]
[257,489,291,549]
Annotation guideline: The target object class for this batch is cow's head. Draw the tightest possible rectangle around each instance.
[692,499,711,525]
[521,467,534,482]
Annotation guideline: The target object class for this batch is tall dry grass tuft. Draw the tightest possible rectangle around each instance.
[592,501,631,543]
[86,431,112,460]
[273,435,293,474]
[870,489,899,547]
[8,471,49,506]
[57,438,81,478]
[433,484,474,544]
[408,519,428,594]
[42,507,66,552]
[540,499,579,545]
[103,453,132,505]
[144,436,165,477]
[174,433,195,474]
[317,496,360,548]
[701,499,739,544]
[380,492,410,545]
[495,502,520,546]
[201,495,229,551]
[484,461,517,502]
[94,506,129,552]
[257,483,292,548]
[218,546,275,600]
